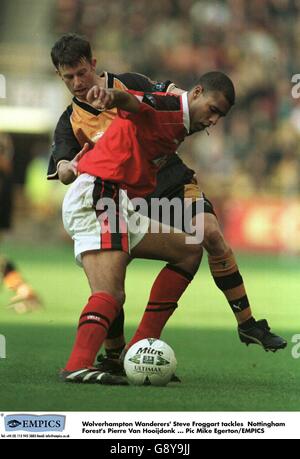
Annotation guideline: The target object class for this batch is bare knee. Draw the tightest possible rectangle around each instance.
[90,286,126,306]
[81,250,128,306]
[203,215,229,255]
[175,243,203,275]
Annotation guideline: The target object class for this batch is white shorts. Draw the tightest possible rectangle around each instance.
[62,174,149,266]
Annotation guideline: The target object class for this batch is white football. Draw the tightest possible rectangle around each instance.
[124,338,177,386]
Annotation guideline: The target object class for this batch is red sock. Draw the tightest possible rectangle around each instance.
[65,292,121,371]
[127,264,193,348]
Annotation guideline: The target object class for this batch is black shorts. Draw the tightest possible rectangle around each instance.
[144,180,216,231]
[145,154,216,224]
[0,172,13,230]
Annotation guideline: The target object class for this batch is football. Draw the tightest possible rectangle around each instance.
[124,338,177,386]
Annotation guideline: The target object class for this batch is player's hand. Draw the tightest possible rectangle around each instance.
[87,86,115,110]
[57,143,89,185]
[69,142,90,175]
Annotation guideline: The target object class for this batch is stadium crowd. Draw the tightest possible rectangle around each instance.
[51,0,300,199]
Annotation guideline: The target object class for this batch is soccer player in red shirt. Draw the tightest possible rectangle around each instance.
[77,87,208,198]
[59,75,232,384]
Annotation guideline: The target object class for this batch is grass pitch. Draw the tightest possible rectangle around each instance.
[0,243,299,411]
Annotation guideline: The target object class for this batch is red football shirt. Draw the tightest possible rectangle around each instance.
[77,90,189,197]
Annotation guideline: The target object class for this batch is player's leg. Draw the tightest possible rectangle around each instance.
[182,181,286,351]
[202,210,253,325]
[96,307,127,375]
[198,202,287,351]
[99,241,201,370]
[103,309,126,357]
[102,262,134,361]
[125,224,202,349]
[63,249,130,372]
[100,239,202,372]
[60,175,131,384]
[100,187,204,364]
[183,183,250,320]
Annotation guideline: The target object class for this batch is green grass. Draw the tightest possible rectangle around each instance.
[0,243,299,411]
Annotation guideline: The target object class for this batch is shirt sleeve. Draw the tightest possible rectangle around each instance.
[47,108,81,180]
[115,72,174,93]
[116,90,153,121]
[140,92,181,111]
[117,90,181,123]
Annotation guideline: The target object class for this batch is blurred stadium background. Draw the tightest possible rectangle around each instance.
[0,0,300,411]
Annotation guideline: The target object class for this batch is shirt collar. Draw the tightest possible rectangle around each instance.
[181,91,190,133]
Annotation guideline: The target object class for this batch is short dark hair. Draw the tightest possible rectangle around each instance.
[51,33,92,69]
[197,71,235,106]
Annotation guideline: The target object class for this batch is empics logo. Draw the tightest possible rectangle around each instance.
[4,415,66,432]
[7,420,22,428]
[0,334,6,359]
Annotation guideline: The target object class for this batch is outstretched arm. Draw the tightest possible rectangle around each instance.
[87,86,140,113]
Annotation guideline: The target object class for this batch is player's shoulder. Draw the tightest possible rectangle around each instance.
[142,92,181,112]
[55,104,73,127]
[58,104,73,122]
[112,72,173,93]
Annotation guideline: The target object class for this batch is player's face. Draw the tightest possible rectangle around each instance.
[57,58,97,100]
[189,87,231,134]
